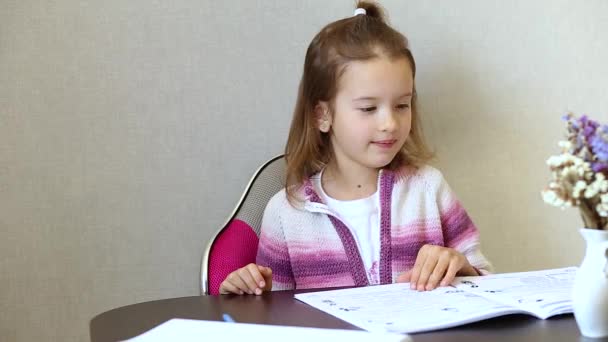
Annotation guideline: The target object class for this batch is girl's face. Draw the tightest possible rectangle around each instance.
[319,56,414,172]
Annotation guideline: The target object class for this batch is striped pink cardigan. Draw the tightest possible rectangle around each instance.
[256,165,492,291]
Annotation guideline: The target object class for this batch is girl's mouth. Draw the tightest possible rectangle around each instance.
[371,139,397,148]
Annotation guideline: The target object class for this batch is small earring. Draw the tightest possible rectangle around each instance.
[320,121,330,132]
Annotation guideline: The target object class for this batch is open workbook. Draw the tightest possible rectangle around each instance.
[295,267,576,334]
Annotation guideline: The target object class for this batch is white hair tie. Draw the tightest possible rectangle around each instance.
[353,8,366,16]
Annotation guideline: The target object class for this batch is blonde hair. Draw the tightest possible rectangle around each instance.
[284,1,434,204]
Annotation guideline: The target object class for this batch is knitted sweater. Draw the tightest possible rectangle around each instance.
[256,165,492,291]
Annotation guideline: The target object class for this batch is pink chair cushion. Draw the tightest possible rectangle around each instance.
[208,219,259,295]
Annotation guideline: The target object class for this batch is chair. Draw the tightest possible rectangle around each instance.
[200,155,286,295]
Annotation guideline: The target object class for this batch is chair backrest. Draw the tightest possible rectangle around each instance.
[200,155,287,295]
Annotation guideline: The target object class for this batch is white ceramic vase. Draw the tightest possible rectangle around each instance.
[572,228,608,338]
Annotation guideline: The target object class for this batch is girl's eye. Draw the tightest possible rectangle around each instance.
[397,104,410,110]
[360,107,377,113]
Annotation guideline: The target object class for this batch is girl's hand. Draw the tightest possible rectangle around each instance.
[219,263,273,295]
[396,244,478,291]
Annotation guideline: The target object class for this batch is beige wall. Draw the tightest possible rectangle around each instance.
[2,1,607,341]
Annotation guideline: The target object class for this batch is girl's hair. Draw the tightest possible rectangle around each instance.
[284,0,434,203]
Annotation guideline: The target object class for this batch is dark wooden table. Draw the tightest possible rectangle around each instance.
[90,289,605,342]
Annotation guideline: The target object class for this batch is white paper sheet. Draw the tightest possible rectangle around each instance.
[126,318,412,342]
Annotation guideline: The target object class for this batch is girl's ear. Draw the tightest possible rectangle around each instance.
[314,102,331,133]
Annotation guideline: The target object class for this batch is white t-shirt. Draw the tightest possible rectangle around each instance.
[314,172,381,285]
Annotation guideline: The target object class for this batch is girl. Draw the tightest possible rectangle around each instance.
[220,1,492,296]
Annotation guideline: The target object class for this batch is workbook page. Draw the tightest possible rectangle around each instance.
[452,267,576,318]
[295,283,520,334]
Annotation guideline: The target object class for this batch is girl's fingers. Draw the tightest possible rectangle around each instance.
[238,267,261,294]
[440,259,461,287]
[415,255,438,291]
[409,249,427,289]
[257,266,273,290]
[219,280,244,295]
[221,264,274,296]
[425,254,450,290]
[245,264,266,288]
[396,270,412,283]
[229,272,254,294]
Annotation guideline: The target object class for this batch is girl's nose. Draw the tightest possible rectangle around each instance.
[380,111,398,132]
